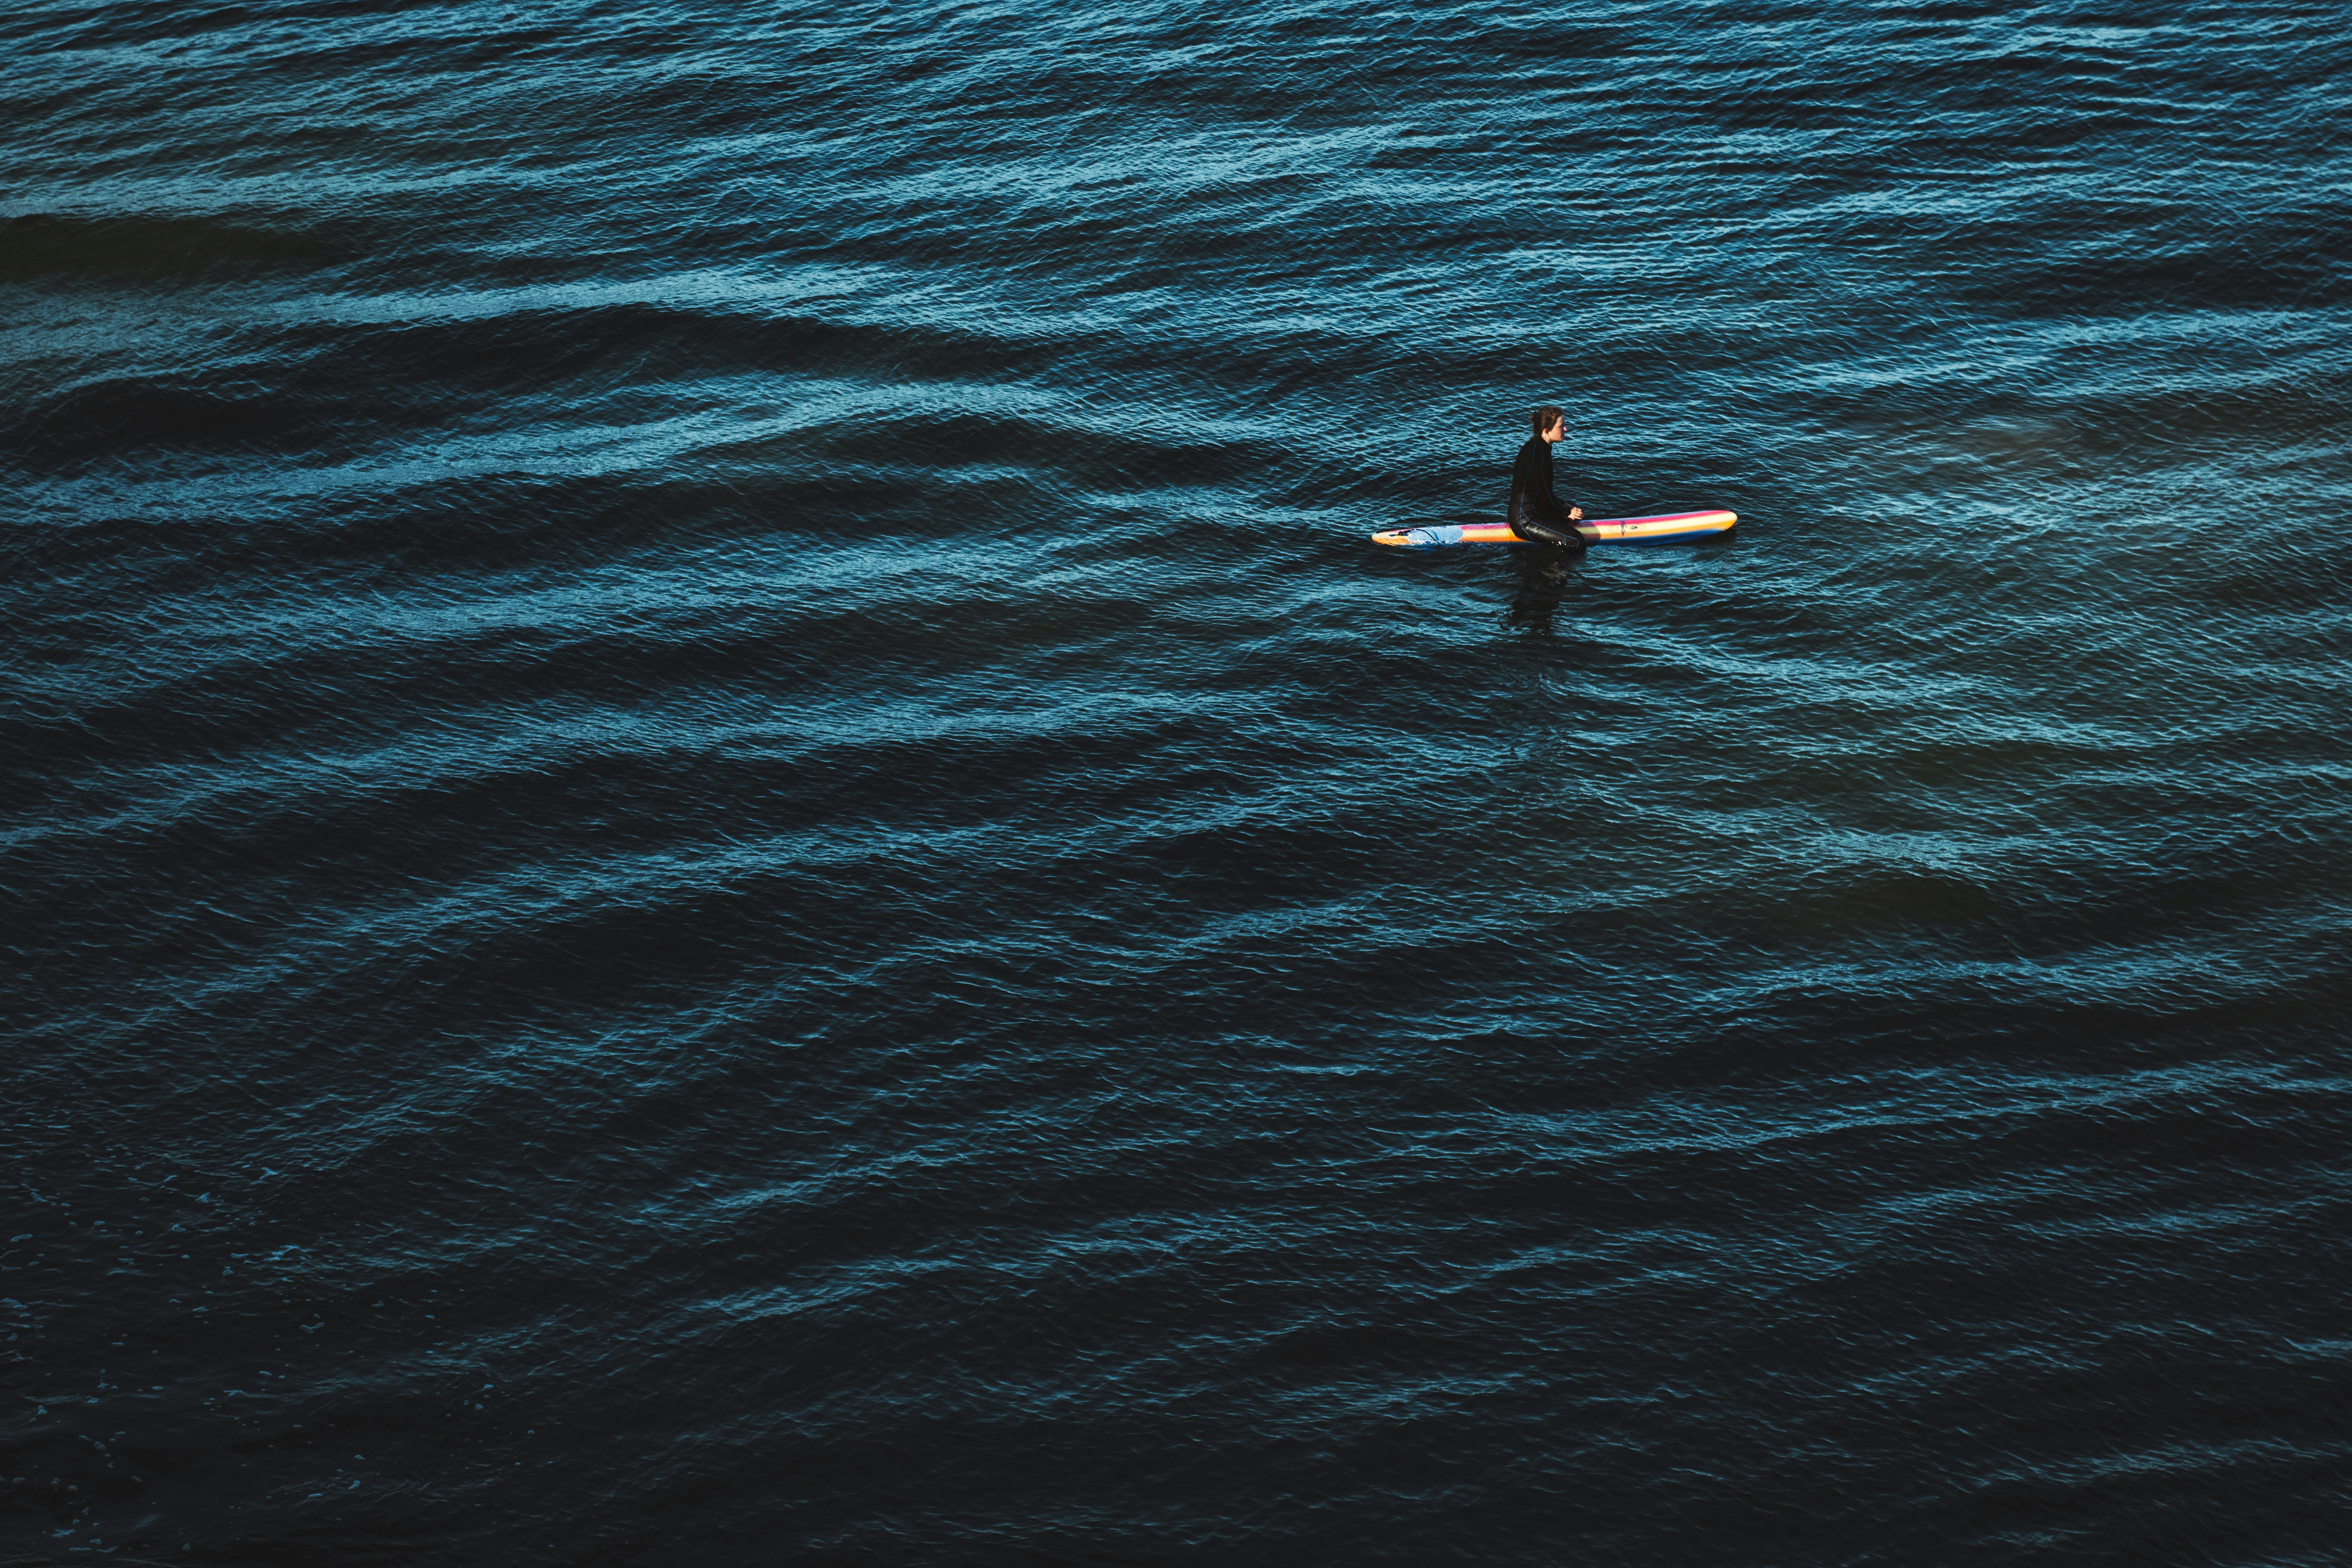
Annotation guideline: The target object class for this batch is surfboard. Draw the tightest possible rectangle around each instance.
[1371,509,1737,548]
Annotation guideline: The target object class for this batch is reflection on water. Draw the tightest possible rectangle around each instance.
[1504,543,1579,636]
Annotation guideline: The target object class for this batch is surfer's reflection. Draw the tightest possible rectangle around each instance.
[1504,546,1578,636]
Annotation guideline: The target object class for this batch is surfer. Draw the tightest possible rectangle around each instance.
[1508,406,1586,551]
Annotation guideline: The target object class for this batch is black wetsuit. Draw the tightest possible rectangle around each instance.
[1507,435,1583,548]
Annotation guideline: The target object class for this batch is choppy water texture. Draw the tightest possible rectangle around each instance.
[7,0,2352,1562]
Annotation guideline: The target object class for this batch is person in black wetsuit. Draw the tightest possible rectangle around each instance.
[1507,405,1586,549]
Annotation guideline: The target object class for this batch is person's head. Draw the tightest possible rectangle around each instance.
[1531,406,1565,441]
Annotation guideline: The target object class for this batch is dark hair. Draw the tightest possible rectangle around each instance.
[1531,406,1565,436]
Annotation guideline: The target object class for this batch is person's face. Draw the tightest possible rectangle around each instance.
[1544,418,1565,442]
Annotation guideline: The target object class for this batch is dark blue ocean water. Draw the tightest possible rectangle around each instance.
[6,0,2351,1562]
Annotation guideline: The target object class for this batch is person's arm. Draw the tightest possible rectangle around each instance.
[1524,444,1580,524]
[1537,445,1582,524]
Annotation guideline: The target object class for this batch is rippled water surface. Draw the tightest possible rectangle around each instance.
[6,0,2351,1562]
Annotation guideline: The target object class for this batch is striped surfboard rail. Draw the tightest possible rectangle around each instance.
[1371,509,1737,548]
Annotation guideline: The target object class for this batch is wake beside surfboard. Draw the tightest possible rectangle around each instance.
[1371,509,1737,548]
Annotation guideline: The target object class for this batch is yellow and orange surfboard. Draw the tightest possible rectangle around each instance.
[1371,510,1736,548]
